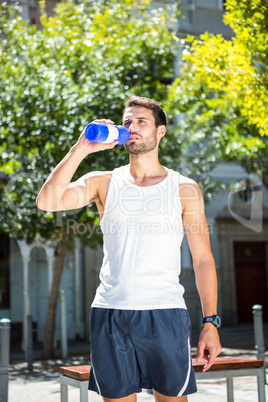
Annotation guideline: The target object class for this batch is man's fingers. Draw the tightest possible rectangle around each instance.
[107,141,119,148]
[202,354,214,372]
[202,347,220,371]
[197,344,219,371]
[196,344,205,362]
[93,119,115,125]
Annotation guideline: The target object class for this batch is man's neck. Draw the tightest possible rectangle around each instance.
[128,152,167,186]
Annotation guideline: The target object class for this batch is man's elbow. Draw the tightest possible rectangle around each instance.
[193,254,215,271]
[36,196,48,211]
[36,195,56,212]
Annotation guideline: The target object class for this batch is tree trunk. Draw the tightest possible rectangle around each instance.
[42,238,67,359]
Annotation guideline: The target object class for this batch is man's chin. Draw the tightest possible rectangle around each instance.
[124,144,143,154]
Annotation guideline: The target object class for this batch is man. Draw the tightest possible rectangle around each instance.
[36,95,221,402]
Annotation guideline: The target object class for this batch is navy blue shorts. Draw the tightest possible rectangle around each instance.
[88,308,197,398]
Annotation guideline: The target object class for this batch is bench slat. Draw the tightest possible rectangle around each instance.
[60,358,264,380]
[60,365,91,380]
[192,357,264,372]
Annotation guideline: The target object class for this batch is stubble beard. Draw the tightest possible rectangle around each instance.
[124,129,158,155]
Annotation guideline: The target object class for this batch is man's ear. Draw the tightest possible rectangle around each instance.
[157,125,166,139]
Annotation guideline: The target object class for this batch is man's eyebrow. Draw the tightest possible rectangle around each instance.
[136,116,150,120]
[123,116,150,122]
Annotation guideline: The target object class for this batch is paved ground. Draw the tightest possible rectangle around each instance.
[7,324,268,402]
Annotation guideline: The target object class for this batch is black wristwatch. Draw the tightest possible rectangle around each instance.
[202,315,221,328]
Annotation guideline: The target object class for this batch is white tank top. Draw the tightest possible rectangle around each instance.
[92,164,186,310]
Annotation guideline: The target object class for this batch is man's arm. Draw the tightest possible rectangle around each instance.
[36,119,118,212]
[180,177,222,372]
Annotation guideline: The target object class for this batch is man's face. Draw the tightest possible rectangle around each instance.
[123,107,158,155]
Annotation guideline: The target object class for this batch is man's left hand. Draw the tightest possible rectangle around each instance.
[196,324,222,372]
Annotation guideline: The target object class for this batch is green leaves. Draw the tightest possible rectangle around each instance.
[166,0,268,188]
[0,0,182,243]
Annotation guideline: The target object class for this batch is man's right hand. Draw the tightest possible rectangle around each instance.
[75,119,119,155]
[36,119,118,212]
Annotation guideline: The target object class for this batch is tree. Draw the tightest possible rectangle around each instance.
[0,0,182,358]
[166,0,268,188]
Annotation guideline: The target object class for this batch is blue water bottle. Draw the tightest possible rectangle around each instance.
[85,122,130,145]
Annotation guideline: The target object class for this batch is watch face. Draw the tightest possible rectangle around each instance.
[215,315,221,328]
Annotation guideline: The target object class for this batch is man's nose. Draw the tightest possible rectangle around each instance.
[128,122,137,132]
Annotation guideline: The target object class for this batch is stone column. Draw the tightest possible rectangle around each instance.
[17,240,32,352]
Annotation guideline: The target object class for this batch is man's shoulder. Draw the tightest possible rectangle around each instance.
[178,174,202,200]
[81,170,113,182]
[177,174,204,214]
[179,173,199,187]
[82,165,127,182]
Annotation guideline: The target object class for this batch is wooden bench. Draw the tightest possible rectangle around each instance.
[193,357,266,402]
[59,357,266,402]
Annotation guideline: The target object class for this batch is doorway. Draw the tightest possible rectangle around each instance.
[233,242,268,322]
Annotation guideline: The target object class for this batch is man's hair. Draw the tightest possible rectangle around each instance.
[123,95,167,127]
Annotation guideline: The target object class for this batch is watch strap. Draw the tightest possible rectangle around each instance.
[202,315,221,328]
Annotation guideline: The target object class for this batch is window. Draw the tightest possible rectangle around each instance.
[238,179,255,204]
[0,234,10,309]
